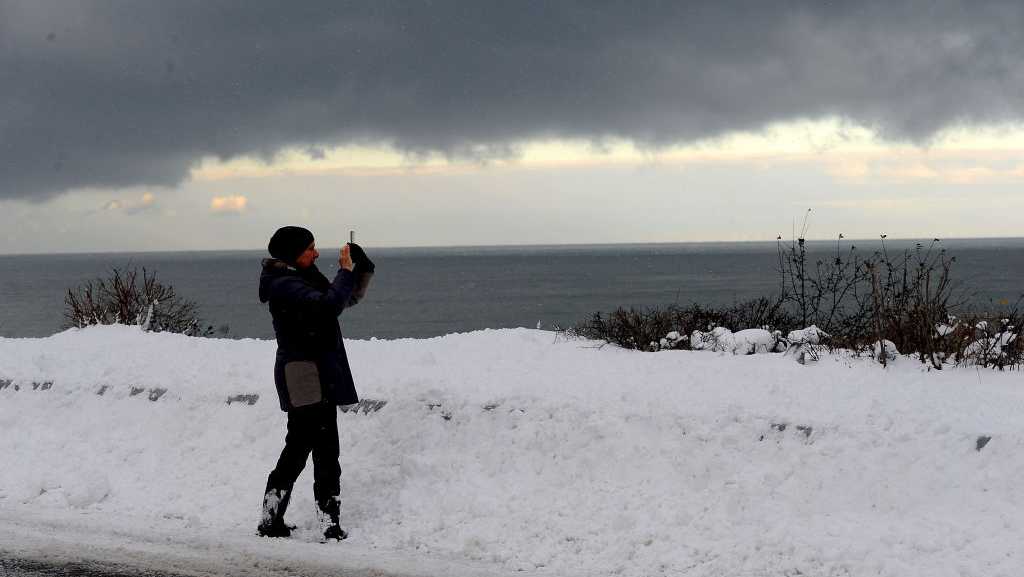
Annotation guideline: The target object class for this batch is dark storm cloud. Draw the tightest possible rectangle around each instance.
[2,0,1023,200]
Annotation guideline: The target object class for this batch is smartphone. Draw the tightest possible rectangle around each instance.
[349,230,355,244]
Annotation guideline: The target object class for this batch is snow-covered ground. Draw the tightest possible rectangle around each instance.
[2,325,1024,576]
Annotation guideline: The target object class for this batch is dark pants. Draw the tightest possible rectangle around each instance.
[266,403,340,503]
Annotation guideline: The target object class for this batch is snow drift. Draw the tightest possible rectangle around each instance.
[2,325,1024,577]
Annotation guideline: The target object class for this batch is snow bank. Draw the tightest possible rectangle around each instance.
[3,325,1024,576]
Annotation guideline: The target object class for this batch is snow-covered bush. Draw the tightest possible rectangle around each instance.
[64,266,214,336]
[935,316,958,337]
[963,334,1013,364]
[957,317,1022,369]
[787,325,829,346]
[731,328,786,354]
[567,228,1023,371]
[688,327,785,355]
[779,325,829,364]
[689,327,733,352]
[564,299,794,352]
[653,331,687,351]
[871,339,900,362]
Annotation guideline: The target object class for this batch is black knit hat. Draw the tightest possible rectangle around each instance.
[268,226,314,264]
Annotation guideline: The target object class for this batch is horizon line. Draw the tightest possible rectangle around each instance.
[3,235,1024,258]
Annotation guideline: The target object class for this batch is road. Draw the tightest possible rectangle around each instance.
[0,514,522,577]
[2,557,199,577]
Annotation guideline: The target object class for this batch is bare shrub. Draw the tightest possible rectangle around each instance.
[778,229,969,368]
[776,227,872,348]
[778,232,870,334]
[564,308,676,351]
[839,239,962,367]
[64,266,213,336]
[666,304,732,337]
[722,296,795,332]
[565,223,1020,370]
[562,298,794,351]
[666,298,794,339]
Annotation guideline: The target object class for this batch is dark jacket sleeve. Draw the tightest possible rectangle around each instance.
[268,268,356,315]
[346,271,374,307]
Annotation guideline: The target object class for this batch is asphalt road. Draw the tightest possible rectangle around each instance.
[1,558,201,577]
[0,519,519,577]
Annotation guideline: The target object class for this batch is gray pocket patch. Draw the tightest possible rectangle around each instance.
[284,361,322,407]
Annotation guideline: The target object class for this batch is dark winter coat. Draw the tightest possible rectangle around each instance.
[258,259,372,411]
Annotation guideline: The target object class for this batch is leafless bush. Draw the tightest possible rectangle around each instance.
[64,266,213,336]
[857,240,963,367]
[777,225,969,368]
[777,224,871,336]
[565,222,1021,370]
[563,307,676,351]
[666,304,732,337]
[665,299,794,339]
[722,296,795,332]
[562,298,794,351]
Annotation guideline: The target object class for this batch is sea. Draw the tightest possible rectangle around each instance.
[1,239,1023,340]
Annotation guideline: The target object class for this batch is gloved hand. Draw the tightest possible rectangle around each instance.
[347,242,375,274]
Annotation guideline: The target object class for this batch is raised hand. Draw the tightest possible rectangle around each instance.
[339,244,354,271]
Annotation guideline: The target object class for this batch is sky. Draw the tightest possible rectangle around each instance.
[1,0,1023,254]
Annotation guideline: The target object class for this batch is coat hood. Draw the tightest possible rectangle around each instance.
[259,258,295,303]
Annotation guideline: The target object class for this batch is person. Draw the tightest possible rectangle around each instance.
[256,226,375,541]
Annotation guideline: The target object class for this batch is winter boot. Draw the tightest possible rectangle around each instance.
[316,496,348,541]
[257,486,294,538]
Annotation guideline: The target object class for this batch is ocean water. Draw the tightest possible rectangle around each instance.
[1,239,1023,340]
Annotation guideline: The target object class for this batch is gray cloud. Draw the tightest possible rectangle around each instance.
[98,191,157,215]
[2,0,1023,200]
